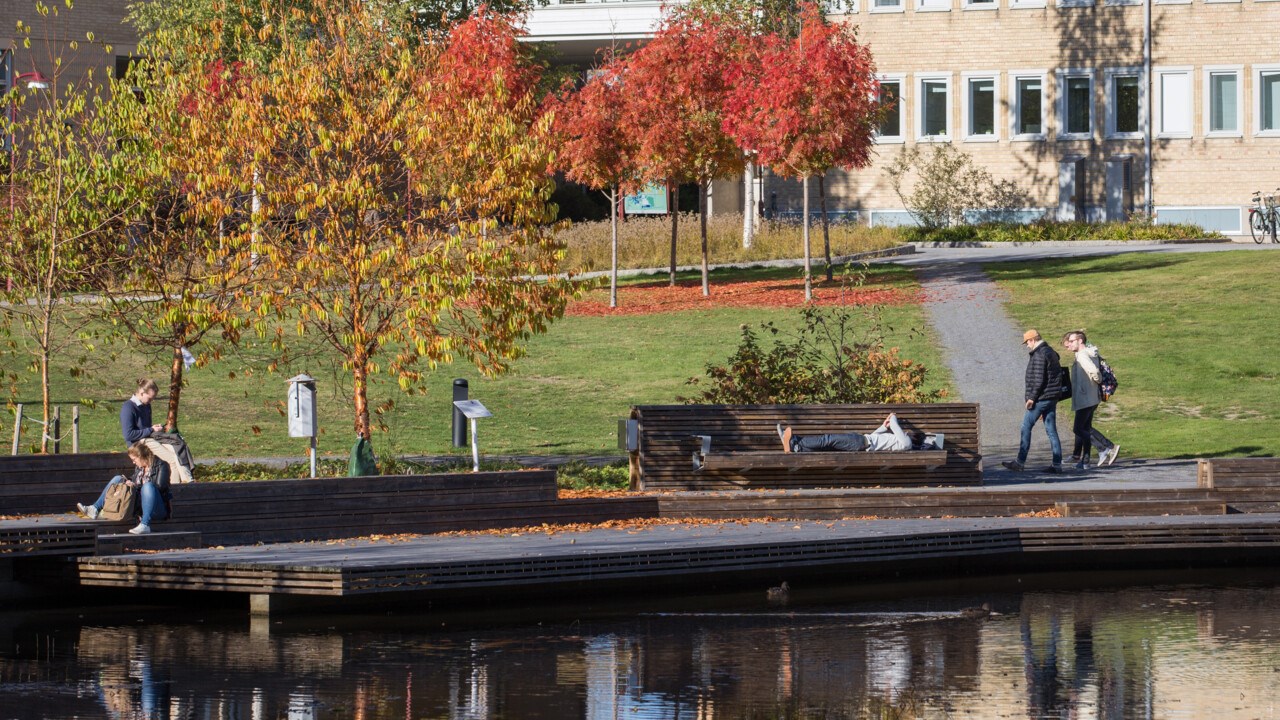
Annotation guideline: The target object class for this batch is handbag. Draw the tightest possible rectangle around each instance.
[99,481,137,522]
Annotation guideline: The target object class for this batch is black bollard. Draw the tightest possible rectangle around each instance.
[452,379,468,448]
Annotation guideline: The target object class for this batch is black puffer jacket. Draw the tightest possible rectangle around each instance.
[1025,342,1061,403]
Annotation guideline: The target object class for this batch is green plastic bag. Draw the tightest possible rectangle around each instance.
[348,436,379,477]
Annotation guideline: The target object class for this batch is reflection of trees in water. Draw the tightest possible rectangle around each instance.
[6,585,1280,719]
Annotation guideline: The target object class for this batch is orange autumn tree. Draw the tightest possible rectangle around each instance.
[625,7,747,295]
[208,1,573,456]
[723,3,879,300]
[551,53,639,308]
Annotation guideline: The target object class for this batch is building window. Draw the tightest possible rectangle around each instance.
[1204,66,1242,137]
[1155,67,1192,138]
[1258,66,1280,136]
[1058,70,1093,139]
[963,0,996,9]
[876,75,905,143]
[1011,72,1046,139]
[1105,68,1143,139]
[917,0,951,11]
[918,74,951,140]
[1009,0,1048,7]
[1057,0,1095,7]
[963,73,997,140]
[871,0,904,11]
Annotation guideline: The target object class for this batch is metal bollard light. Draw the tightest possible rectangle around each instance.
[452,379,468,448]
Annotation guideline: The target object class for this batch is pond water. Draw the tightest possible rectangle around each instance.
[2,569,1280,719]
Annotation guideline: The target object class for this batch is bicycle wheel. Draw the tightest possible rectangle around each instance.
[1250,209,1268,243]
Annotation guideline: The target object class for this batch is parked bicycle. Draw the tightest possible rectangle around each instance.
[1249,189,1280,244]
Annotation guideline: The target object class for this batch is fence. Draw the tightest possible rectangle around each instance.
[9,403,82,455]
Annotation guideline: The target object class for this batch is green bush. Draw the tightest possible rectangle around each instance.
[556,461,630,491]
[904,219,1220,244]
[682,299,946,405]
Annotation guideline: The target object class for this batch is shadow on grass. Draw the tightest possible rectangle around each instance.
[1169,446,1271,460]
[984,253,1191,281]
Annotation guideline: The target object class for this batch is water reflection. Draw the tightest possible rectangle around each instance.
[3,577,1280,719]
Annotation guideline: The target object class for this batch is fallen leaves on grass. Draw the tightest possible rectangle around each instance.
[569,279,921,317]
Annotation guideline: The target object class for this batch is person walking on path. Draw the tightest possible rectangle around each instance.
[1003,329,1064,473]
[1062,331,1120,468]
[76,441,173,535]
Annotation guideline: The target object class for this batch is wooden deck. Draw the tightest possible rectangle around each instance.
[76,514,1280,606]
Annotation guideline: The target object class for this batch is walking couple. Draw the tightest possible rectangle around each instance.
[1003,329,1119,474]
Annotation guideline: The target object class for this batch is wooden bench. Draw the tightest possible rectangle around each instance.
[0,453,133,516]
[1197,458,1280,489]
[627,403,981,490]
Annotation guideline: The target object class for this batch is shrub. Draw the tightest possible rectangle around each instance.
[557,461,630,491]
[885,145,1033,229]
[682,289,946,404]
[903,218,1221,243]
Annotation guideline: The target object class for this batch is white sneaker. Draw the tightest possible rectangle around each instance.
[77,503,99,520]
[128,523,151,535]
[1106,445,1120,466]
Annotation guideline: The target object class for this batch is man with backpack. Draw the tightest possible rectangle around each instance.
[1062,330,1120,468]
[1003,329,1064,473]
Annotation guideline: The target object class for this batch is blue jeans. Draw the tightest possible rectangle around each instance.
[1018,399,1063,466]
[794,432,867,452]
[92,475,170,526]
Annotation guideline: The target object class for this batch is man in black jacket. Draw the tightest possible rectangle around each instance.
[1003,329,1064,473]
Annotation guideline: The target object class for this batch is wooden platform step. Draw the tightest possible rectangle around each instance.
[96,531,203,556]
[1054,500,1228,518]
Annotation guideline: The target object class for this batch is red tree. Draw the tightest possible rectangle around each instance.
[552,54,639,308]
[625,7,747,295]
[724,3,880,300]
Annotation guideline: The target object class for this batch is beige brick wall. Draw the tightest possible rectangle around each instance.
[745,0,1280,231]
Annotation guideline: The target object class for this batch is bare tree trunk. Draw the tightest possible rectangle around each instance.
[39,347,50,454]
[819,174,832,282]
[802,175,812,302]
[700,181,710,297]
[166,345,184,431]
[610,187,618,309]
[668,181,679,286]
[742,157,755,248]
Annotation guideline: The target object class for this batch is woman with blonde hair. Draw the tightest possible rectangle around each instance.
[77,441,173,534]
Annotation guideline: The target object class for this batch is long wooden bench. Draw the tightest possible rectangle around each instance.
[1197,458,1280,488]
[628,403,982,490]
[0,453,133,516]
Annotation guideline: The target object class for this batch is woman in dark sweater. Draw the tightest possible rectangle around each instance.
[120,378,164,446]
[77,441,172,535]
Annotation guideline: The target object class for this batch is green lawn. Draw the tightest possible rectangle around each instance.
[987,250,1280,458]
[5,265,951,459]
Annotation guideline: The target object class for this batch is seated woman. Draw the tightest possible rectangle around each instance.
[780,412,925,453]
[76,441,173,535]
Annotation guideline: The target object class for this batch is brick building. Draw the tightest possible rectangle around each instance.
[529,0,1280,235]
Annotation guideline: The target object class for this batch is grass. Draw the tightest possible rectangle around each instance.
[5,264,951,460]
[558,212,905,274]
[987,250,1280,458]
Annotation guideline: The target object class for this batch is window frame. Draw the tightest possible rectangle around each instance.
[1009,0,1047,7]
[1154,66,1194,139]
[827,0,861,12]
[916,72,952,142]
[916,0,952,12]
[962,0,998,10]
[1009,70,1048,141]
[869,0,905,13]
[1104,66,1145,140]
[1203,65,1243,138]
[1255,64,1280,137]
[961,71,1000,142]
[874,73,906,144]
[1056,69,1095,140]
[1057,0,1095,8]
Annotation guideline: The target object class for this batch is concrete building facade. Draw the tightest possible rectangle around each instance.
[526,0,1280,235]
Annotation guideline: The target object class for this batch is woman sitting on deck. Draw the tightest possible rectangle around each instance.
[76,442,172,535]
[779,413,927,454]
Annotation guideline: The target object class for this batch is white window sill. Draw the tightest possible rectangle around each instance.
[1156,132,1192,139]
[1057,132,1093,141]
[917,135,953,142]
[1106,132,1144,140]
[964,134,1000,142]
[869,5,906,11]
[1254,130,1280,137]
[1205,131,1243,138]
[962,3,998,9]
[874,136,906,144]
[1009,1,1047,7]
[915,6,953,11]
[1011,134,1047,142]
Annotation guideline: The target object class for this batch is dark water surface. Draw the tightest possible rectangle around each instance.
[3,569,1280,719]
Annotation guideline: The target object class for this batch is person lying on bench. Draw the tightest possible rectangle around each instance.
[76,441,173,535]
[779,413,926,453]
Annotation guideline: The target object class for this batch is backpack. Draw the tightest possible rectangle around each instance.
[1055,365,1074,403]
[1098,356,1119,399]
[99,481,137,522]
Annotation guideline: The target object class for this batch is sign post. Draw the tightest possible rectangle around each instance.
[451,399,493,472]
